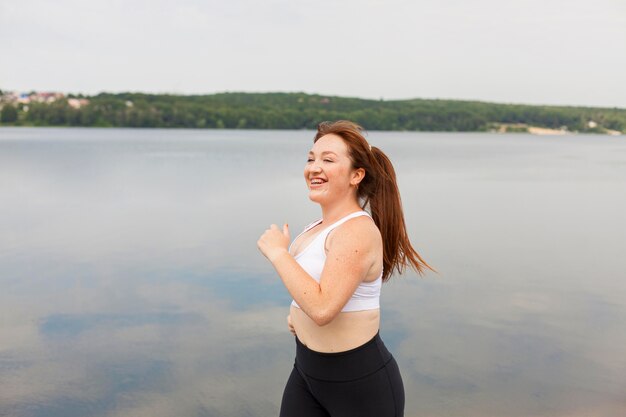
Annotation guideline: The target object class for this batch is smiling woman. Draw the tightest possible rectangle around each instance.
[257,120,435,417]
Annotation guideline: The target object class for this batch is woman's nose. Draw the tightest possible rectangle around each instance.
[309,161,322,172]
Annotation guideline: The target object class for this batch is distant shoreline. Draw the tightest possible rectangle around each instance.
[494,123,622,136]
[1,91,624,134]
[1,126,621,136]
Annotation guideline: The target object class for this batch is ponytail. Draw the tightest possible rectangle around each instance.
[369,146,435,281]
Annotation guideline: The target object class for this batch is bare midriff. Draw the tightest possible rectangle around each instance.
[290,305,380,352]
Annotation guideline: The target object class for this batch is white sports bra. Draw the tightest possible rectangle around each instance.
[289,210,382,312]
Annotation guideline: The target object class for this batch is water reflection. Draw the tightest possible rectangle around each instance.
[0,128,625,416]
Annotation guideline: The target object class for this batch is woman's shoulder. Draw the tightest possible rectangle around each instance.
[325,213,381,251]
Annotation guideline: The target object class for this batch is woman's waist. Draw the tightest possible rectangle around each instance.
[290,305,380,352]
[294,330,393,382]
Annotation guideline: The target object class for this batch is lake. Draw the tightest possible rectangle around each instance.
[0,127,625,417]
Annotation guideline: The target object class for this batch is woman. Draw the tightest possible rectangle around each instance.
[257,120,433,417]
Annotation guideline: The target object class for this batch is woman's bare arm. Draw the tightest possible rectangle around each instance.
[264,218,376,326]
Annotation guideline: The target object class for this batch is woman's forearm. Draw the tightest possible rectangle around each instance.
[269,250,331,325]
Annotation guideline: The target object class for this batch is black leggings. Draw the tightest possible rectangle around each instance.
[279,331,405,417]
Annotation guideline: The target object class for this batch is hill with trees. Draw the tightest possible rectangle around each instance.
[1,91,624,133]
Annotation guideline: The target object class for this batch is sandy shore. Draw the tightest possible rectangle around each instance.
[527,126,568,135]
[493,123,624,135]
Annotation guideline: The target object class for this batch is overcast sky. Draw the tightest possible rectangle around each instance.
[1,0,625,107]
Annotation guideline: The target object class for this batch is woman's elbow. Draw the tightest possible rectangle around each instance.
[311,308,338,327]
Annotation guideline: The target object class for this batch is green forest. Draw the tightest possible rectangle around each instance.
[1,91,625,133]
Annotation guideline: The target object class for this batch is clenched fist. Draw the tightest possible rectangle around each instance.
[257,223,290,263]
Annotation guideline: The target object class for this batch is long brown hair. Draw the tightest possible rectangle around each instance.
[314,120,436,281]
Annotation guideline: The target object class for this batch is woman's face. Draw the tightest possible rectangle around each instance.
[304,134,361,205]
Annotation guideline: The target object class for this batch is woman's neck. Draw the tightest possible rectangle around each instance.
[319,201,363,225]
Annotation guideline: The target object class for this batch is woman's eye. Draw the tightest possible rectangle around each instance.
[306,158,314,162]
[324,159,333,163]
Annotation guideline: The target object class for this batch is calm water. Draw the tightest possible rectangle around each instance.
[0,127,625,417]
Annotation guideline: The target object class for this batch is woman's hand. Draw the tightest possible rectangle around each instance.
[257,223,290,263]
[287,314,296,336]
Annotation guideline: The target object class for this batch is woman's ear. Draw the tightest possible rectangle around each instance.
[351,168,365,186]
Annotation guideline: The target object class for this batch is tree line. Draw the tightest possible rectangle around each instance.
[1,91,624,133]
